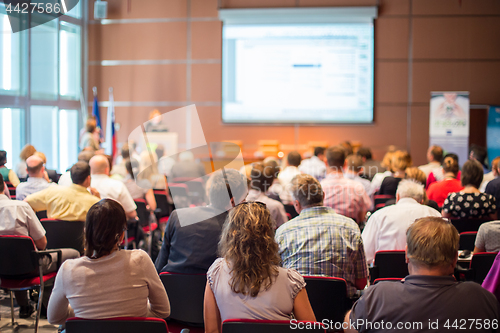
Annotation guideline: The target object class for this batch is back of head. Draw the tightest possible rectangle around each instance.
[381,150,395,170]
[429,145,443,163]
[397,179,424,203]
[89,155,109,175]
[405,167,426,186]
[125,159,134,178]
[461,159,483,188]
[287,151,302,167]
[340,141,353,156]
[356,147,372,160]
[250,162,276,193]
[314,146,325,157]
[470,144,487,166]
[121,143,130,159]
[20,144,36,161]
[0,173,4,192]
[71,162,91,185]
[442,156,459,175]
[0,150,7,166]
[26,155,44,176]
[345,154,363,173]
[290,174,323,208]
[179,151,194,162]
[34,151,47,164]
[156,144,165,158]
[86,118,97,133]
[78,150,95,164]
[325,146,345,169]
[208,169,247,210]
[219,202,279,297]
[85,199,127,258]
[406,216,459,268]
[391,150,412,172]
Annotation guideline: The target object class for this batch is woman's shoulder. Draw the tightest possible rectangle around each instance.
[207,258,226,288]
[278,267,306,299]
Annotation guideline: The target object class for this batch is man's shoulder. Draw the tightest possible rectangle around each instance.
[0,198,32,209]
[486,177,500,192]
[277,209,358,234]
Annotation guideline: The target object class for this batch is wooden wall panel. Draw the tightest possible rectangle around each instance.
[90,0,188,20]
[374,62,408,104]
[412,0,500,16]
[191,64,222,102]
[298,0,377,6]
[375,18,409,59]
[221,0,296,8]
[378,0,410,16]
[192,0,219,17]
[191,21,222,59]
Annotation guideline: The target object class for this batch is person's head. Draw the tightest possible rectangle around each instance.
[340,141,353,156]
[427,145,443,163]
[356,147,372,161]
[325,146,346,170]
[86,117,97,134]
[391,150,412,172]
[218,202,280,297]
[381,150,395,170]
[250,162,276,193]
[287,151,302,167]
[20,144,36,161]
[156,144,165,159]
[469,144,487,167]
[0,174,4,193]
[78,150,95,164]
[492,156,500,176]
[125,159,134,178]
[71,162,91,187]
[121,143,130,159]
[89,155,110,175]
[26,155,45,178]
[179,150,195,162]
[313,147,326,159]
[406,217,459,275]
[396,179,425,204]
[290,174,324,213]
[208,169,247,210]
[34,151,47,164]
[0,150,7,166]
[442,155,459,176]
[461,159,483,188]
[149,109,162,124]
[85,199,127,258]
[344,154,363,175]
[404,167,427,186]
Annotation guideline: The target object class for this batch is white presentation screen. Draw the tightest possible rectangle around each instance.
[222,24,374,123]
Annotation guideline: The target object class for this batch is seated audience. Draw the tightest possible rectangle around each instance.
[170,150,206,179]
[485,158,500,218]
[15,144,37,180]
[378,150,412,197]
[155,169,247,274]
[474,221,500,253]
[79,117,101,152]
[123,159,156,211]
[25,162,100,221]
[47,199,170,324]
[204,202,316,332]
[362,180,441,264]
[299,146,327,181]
[426,153,461,189]
[442,159,497,220]
[404,167,439,210]
[89,155,137,219]
[276,174,368,298]
[370,148,395,193]
[427,155,463,207]
[16,155,51,200]
[58,150,95,186]
[138,150,167,189]
[345,216,499,333]
[321,147,371,223]
[247,162,288,229]
[156,144,175,178]
[481,156,500,192]
[278,151,302,204]
[110,143,138,179]
[418,145,443,177]
[344,154,373,199]
[0,150,20,187]
[34,151,60,183]
[0,174,79,318]
[470,144,489,174]
[357,146,385,181]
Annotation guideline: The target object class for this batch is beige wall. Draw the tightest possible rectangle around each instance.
[88,0,500,165]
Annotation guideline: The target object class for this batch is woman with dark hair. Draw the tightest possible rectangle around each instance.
[442,160,497,220]
[0,150,20,187]
[427,155,464,207]
[204,202,316,332]
[123,159,157,211]
[47,199,170,324]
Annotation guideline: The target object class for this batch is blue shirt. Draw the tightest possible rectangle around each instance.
[16,177,51,201]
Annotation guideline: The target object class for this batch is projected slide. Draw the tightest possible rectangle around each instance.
[222,24,374,123]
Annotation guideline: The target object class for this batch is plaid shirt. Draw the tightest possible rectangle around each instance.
[320,173,372,222]
[275,206,368,297]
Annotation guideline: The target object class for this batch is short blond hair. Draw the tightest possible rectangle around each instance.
[290,174,323,208]
[406,217,459,268]
[392,150,412,172]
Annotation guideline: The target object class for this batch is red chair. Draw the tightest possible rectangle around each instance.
[66,317,169,333]
[222,319,326,333]
[153,190,172,224]
[171,178,206,206]
[134,199,157,256]
[5,181,16,199]
[40,218,85,254]
[370,250,408,284]
[0,235,62,333]
[451,217,491,233]
[373,277,403,285]
[459,231,478,251]
[303,276,348,326]
[373,194,395,211]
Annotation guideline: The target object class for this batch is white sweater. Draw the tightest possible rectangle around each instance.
[47,249,170,325]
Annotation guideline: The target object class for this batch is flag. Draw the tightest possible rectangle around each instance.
[92,89,103,140]
[105,87,117,160]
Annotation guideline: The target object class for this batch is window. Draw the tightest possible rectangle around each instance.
[0,2,84,172]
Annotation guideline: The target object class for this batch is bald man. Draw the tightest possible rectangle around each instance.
[16,155,51,200]
[89,155,137,219]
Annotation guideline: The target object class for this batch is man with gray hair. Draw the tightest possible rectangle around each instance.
[275,174,368,298]
[345,217,498,332]
[362,179,441,264]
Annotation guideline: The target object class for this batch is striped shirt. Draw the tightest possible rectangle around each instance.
[320,173,372,222]
[275,206,368,297]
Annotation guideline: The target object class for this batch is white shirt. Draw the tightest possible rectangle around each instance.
[0,194,45,241]
[299,156,326,181]
[362,197,441,264]
[277,166,301,204]
[246,189,288,229]
[480,171,496,192]
[91,174,137,213]
[418,161,441,177]
[370,171,392,194]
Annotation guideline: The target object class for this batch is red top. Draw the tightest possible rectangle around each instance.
[427,178,464,207]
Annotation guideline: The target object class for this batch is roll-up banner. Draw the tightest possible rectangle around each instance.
[487,105,500,163]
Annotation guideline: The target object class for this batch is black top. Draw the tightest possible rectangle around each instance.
[378,177,402,197]
[486,177,500,217]
[442,192,496,219]
[155,205,228,274]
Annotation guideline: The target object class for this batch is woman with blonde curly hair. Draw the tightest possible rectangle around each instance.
[16,144,37,179]
[378,150,412,196]
[204,202,315,332]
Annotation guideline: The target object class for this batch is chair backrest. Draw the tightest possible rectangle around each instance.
[168,183,190,208]
[134,199,150,227]
[36,210,48,220]
[284,205,298,219]
[459,231,478,251]
[303,276,347,325]
[0,235,38,277]
[5,181,16,199]
[153,190,171,218]
[40,219,85,254]
[171,178,206,205]
[66,317,168,333]
[222,319,326,333]
[159,272,206,325]
[470,252,498,284]
[374,250,408,279]
[451,218,490,233]
[373,277,403,285]
[373,194,395,211]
